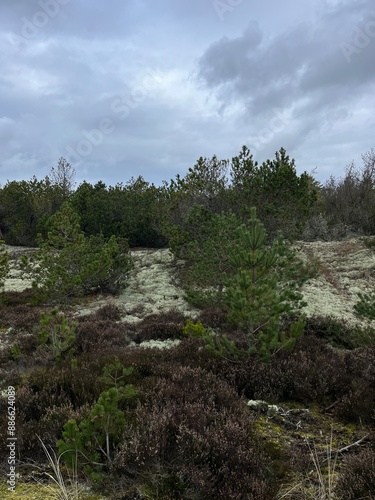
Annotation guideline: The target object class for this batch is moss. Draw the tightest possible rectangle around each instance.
[0,481,105,499]
[251,402,370,498]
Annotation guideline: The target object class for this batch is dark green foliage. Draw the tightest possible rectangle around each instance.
[224,209,307,359]
[0,162,74,246]
[182,319,242,361]
[21,202,132,304]
[99,357,135,391]
[71,176,167,247]
[57,386,135,478]
[57,360,136,477]
[354,241,375,319]
[354,291,375,320]
[2,147,375,497]
[36,308,77,362]
[168,154,229,214]
[0,178,48,246]
[0,240,9,292]
[230,146,318,239]
[183,207,307,359]
[163,154,230,254]
[180,209,243,305]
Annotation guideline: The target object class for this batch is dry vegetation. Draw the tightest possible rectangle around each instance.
[0,239,374,499]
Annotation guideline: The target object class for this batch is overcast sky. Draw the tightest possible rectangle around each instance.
[0,0,374,187]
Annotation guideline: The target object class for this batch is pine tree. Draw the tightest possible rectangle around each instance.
[36,308,77,362]
[0,240,9,293]
[225,208,306,359]
[57,385,135,478]
[21,202,132,304]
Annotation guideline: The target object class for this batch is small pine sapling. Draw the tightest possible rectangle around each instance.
[36,308,77,362]
[0,240,9,295]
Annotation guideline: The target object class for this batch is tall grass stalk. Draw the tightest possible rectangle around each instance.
[277,432,338,499]
[306,432,338,499]
[37,436,83,500]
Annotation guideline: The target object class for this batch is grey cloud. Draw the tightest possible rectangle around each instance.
[197,0,375,110]
[0,0,373,187]
[197,21,263,87]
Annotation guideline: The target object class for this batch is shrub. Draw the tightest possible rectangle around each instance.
[75,316,129,354]
[36,308,77,362]
[21,202,132,304]
[335,448,375,499]
[195,306,228,328]
[335,347,375,423]
[354,291,375,320]
[133,310,187,343]
[0,240,9,293]
[225,209,307,358]
[95,303,123,321]
[0,303,43,330]
[303,315,375,349]
[320,153,375,236]
[112,366,278,499]
[226,335,349,404]
[57,386,136,479]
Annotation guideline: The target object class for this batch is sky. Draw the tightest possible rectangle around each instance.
[0,0,374,187]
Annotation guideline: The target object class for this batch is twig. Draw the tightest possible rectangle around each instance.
[335,434,369,454]
[323,399,341,412]
[320,434,370,463]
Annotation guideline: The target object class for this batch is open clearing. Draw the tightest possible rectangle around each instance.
[4,238,375,326]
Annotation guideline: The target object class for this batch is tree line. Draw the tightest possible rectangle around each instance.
[0,146,374,249]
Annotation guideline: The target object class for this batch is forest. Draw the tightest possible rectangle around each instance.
[0,146,374,249]
[0,145,374,499]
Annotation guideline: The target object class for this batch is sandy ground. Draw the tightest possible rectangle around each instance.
[295,238,374,326]
[3,239,375,326]
[74,248,201,322]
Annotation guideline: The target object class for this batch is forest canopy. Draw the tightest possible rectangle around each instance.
[0,146,374,248]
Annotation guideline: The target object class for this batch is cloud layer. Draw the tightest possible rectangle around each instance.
[0,0,374,185]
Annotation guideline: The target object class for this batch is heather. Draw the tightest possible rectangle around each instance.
[0,149,374,499]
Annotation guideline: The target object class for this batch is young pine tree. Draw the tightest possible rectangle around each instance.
[0,240,9,293]
[21,202,132,304]
[225,208,306,360]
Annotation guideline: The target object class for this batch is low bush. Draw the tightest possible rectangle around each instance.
[75,316,129,354]
[94,303,123,321]
[20,203,132,304]
[304,315,375,349]
[335,347,375,423]
[213,335,348,405]
[0,303,42,330]
[112,366,279,499]
[335,447,375,499]
[132,310,187,343]
[195,306,228,329]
